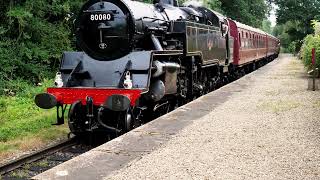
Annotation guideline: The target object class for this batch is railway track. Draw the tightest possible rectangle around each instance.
[0,137,93,179]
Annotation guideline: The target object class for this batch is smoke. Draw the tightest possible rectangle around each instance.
[183,0,204,7]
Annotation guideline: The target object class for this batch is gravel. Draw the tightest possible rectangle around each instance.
[105,54,320,180]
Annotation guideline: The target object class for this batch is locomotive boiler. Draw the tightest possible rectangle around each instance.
[35,0,280,136]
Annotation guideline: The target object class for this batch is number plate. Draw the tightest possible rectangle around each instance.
[90,13,114,21]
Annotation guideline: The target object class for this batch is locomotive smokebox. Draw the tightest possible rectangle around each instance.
[35,93,57,109]
[76,0,135,61]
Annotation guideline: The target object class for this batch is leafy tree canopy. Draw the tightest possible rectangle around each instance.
[261,19,273,34]
[0,0,86,93]
[220,0,269,28]
[274,0,320,25]
[273,0,320,52]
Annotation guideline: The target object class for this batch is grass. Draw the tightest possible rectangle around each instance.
[258,99,300,113]
[313,101,320,108]
[265,90,280,96]
[287,58,306,75]
[0,79,69,161]
[7,170,29,178]
[34,159,49,168]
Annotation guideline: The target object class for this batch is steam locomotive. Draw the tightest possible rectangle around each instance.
[35,0,280,135]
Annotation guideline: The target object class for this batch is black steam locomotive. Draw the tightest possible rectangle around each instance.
[35,0,278,135]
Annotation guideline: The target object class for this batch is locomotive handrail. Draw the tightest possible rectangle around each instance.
[136,17,169,23]
[83,10,119,14]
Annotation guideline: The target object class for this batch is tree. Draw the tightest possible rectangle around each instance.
[220,0,269,27]
[274,0,320,25]
[273,0,320,53]
[0,0,86,94]
[261,19,273,34]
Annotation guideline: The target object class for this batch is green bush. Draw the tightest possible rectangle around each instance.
[288,41,300,55]
[0,0,85,95]
[301,35,320,70]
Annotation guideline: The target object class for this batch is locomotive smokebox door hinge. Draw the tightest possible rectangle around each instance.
[53,104,67,125]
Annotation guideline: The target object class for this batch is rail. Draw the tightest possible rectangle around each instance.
[0,138,78,175]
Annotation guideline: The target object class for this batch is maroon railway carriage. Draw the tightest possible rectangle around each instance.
[228,19,280,67]
[267,35,281,57]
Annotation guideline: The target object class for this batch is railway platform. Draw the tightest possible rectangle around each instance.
[34,54,320,179]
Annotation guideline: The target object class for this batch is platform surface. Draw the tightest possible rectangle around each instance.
[34,54,320,179]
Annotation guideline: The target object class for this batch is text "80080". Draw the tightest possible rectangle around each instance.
[90,14,112,21]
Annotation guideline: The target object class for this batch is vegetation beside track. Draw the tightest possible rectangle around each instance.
[300,21,320,70]
[0,80,69,161]
[273,0,320,54]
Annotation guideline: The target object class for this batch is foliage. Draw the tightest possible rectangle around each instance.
[273,20,305,54]
[220,0,269,28]
[261,19,273,34]
[300,34,320,70]
[311,20,320,36]
[288,41,299,55]
[300,21,320,69]
[274,0,320,26]
[0,79,69,142]
[273,0,320,52]
[0,0,86,95]
[202,0,222,12]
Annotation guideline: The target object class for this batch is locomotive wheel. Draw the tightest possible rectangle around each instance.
[68,101,85,136]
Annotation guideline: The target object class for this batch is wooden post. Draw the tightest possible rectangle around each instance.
[312,48,316,91]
